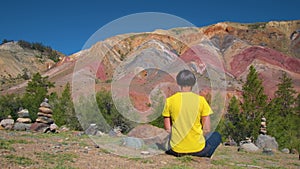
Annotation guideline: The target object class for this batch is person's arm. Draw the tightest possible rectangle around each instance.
[164,117,172,133]
[202,115,210,136]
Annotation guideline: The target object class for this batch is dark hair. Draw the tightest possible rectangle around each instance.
[176,69,196,87]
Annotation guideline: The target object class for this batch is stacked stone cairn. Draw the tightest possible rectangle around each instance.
[256,116,278,155]
[31,98,58,133]
[36,98,54,125]
[14,108,32,131]
[259,117,267,135]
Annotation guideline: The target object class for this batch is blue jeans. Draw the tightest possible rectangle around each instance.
[166,132,222,158]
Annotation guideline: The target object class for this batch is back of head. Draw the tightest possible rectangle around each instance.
[176,69,196,87]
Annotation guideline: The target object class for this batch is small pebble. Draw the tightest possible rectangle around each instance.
[141,151,150,155]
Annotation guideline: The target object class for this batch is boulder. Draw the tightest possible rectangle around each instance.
[0,119,14,129]
[122,137,145,149]
[255,134,278,150]
[30,122,49,132]
[127,124,169,145]
[85,124,98,135]
[238,143,259,152]
[13,122,31,131]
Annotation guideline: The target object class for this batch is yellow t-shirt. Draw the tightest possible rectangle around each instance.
[162,92,213,153]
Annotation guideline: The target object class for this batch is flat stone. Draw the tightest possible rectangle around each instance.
[16,118,32,123]
[40,102,51,108]
[36,116,54,124]
[38,107,53,114]
[17,109,30,118]
[37,112,53,118]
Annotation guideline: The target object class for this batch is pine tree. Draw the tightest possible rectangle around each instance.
[61,83,81,130]
[22,73,54,121]
[51,83,82,130]
[0,94,22,120]
[241,65,267,140]
[266,72,299,150]
[218,95,242,142]
[295,94,300,152]
[96,89,136,133]
[296,94,300,116]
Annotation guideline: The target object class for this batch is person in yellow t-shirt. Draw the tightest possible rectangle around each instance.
[162,69,221,157]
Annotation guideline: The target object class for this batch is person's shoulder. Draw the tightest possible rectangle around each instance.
[197,94,208,101]
[168,92,180,99]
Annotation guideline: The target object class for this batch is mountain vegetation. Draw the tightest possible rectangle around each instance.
[217,66,300,152]
[265,72,300,150]
[17,40,61,62]
[1,65,298,152]
[0,73,81,130]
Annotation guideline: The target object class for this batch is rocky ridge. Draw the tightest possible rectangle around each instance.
[2,20,300,104]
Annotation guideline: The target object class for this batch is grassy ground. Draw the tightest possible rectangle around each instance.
[0,130,299,169]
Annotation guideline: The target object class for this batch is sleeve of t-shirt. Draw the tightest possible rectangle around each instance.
[162,98,170,117]
[200,97,213,116]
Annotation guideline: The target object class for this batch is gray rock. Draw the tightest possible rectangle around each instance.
[50,123,58,131]
[281,148,290,154]
[37,112,52,118]
[17,109,30,118]
[36,116,54,124]
[127,124,169,146]
[108,126,122,137]
[40,102,51,108]
[13,122,31,131]
[122,137,144,149]
[85,124,98,135]
[262,148,274,156]
[0,119,14,128]
[224,140,237,146]
[238,143,259,152]
[30,122,49,132]
[291,148,299,154]
[255,134,278,150]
